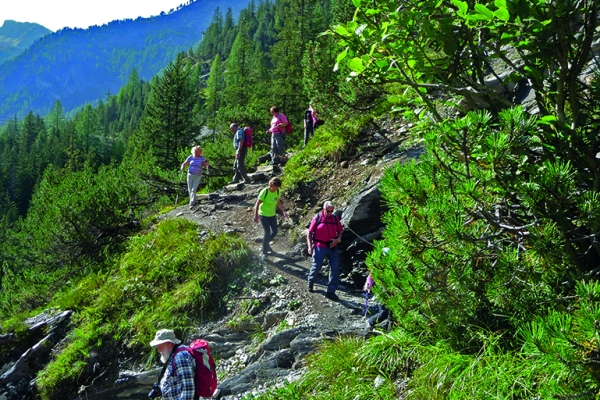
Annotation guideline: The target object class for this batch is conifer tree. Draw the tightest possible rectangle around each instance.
[204,54,224,135]
[139,53,199,169]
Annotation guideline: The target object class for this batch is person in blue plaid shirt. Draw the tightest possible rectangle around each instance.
[150,329,196,400]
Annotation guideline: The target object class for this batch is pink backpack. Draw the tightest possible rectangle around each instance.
[172,339,218,398]
[243,126,253,148]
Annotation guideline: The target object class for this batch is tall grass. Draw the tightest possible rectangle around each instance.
[284,115,371,190]
[245,328,592,399]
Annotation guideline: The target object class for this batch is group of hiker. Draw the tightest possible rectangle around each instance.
[165,105,373,399]
[148,197,344,399]
[181,104,322,207]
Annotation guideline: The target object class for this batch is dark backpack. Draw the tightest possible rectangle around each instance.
[314,211,339,227]
[172,339,218,398]
[243,126,253,148]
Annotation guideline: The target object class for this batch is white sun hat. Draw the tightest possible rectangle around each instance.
[149,329,181,347]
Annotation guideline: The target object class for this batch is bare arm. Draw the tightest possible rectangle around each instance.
[254,199,262,223]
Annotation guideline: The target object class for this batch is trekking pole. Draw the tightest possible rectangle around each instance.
[364,274,374,317]
[174,170,183,207]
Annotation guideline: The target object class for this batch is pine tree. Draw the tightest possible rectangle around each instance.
[139,53,200,169]
[204,54,225,136]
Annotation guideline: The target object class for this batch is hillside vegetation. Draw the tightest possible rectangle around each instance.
[2,0,600,398]
[0,0,245,119]
[0,20,50,66]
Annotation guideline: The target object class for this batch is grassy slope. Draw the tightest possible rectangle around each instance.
[35,218,249,398]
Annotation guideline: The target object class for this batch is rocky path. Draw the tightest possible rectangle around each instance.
[158,177,373,398]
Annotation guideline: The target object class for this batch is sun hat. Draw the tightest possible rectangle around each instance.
[149,329,181,347]
[230,123,238,129]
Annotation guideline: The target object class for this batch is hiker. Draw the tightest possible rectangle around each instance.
[254,176,289,258]
[230,122,250,184]
[307,201,344,301]
[181,145,209,208]
[267,106,288,165]
[303,105,315,148]
[304,104,324,147]
[364,273,390,330]
[149,329,196,400]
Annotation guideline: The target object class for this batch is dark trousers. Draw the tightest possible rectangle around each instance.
[233,146,249,182]
[304,125,314,147]
[367,304,389,328]
[259,215,278,252]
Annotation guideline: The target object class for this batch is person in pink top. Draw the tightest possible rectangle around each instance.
[306,201,343,301]
[267,106,288,165]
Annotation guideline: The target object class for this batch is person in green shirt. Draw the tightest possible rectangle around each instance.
[254,177,289,258]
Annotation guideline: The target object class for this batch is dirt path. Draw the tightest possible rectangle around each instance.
[161,182,371,334]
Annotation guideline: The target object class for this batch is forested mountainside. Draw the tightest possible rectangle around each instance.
[2,0,600,398]
[0,20,51,66]
[0,0,246,120]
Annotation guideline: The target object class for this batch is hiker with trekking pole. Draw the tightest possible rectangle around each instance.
[363,273,390,332]
[180,145,209,209]
[307,201,344,301]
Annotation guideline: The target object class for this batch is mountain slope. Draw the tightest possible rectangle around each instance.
[0,0,244,119]
[0,20,51,66]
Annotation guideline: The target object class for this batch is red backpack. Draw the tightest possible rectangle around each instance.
[243,126,253,148]
[285,121,293,134]
[172,339,218,398]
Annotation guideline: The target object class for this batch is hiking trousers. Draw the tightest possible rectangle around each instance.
[308,246,339,294]
[259,215,278,253]
[270,133,285,163]
[304,125,314,147]
[233,146,250,183]
[187,172,202,206]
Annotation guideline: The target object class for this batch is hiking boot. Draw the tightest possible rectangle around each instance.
[325,292,339,301]
[228,179,240,185]
[308,283,314,293]
[259,252,268,260]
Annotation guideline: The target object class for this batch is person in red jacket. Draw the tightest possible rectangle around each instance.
[306,201,343,301]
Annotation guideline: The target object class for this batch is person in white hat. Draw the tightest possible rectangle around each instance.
[149,329,196,399]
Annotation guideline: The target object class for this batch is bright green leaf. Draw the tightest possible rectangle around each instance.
[336,48,349,66]
[494,8,509,21]
[539,115,558,125]
[351,0,361,8]
[451,0,468,15]
[474,4,494,20]
[494,0,507,8]
[348,57,365,74]
[334,25,350,36]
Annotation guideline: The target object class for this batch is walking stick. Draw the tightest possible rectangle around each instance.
[174,170,183,207]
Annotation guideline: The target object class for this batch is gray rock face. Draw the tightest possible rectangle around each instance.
[341,184,387,239]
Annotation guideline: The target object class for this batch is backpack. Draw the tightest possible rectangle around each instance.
[314,211,339,227]
[311,212,341,245]
[172,339,218,398]
[278,114,293,134]
[259,188,280,202]
[243,126,253,148]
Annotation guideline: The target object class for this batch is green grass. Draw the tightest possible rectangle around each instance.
[36,218,250,399]
[284,115,371,190]
[243,328,588,400]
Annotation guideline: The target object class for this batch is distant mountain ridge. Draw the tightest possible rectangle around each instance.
[0,0,244,120]
[0,20,51,65]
